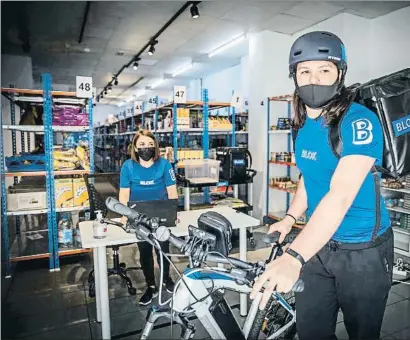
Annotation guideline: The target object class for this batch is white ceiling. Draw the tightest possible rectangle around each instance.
[2,1,409,105]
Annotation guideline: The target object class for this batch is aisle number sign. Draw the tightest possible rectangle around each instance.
[231,91,243,110]
[134,101,143,114]
[76,76,93,98]
[174,86,187,104]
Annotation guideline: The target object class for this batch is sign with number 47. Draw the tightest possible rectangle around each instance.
[134,101,143,114]
[174,86,186,104]
[76,76,93,98]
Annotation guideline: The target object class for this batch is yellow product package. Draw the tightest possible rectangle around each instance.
[73,178,89,207]
[55,179,74,208]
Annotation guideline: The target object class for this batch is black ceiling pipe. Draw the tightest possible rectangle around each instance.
[98,1,201,99]
[78,1,91,44]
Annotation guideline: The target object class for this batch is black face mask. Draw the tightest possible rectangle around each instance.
[137,147,155,161]
[296,81,340,109]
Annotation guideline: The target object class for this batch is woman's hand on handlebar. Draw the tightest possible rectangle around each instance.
[267,216,294,243]
[250,252,302,310]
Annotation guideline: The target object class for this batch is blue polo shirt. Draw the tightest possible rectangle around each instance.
[120,157,176,202]
[295,102,390,243]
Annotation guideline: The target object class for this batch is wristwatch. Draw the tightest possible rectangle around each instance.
[286,248,306,267]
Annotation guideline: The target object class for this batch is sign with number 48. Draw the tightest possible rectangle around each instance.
[76,76,93,98]
[174,86,186,104]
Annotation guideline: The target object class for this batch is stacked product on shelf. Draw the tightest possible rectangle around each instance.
[7,177,47,212]
[270,152,295,164]
[269,176,298,192]
[53,106,89,126]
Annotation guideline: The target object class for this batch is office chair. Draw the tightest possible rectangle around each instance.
[83,172,141,297]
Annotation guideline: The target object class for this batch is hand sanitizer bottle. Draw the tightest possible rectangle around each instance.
[93,210,107,239]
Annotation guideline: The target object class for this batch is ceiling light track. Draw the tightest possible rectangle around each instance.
[98,1,201,101]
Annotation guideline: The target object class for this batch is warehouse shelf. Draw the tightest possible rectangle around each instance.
[387,206,410,215]
[7,209,48,216]
[5,169,91,177]
[265,96,295,220]
[9,231,51,262]
[2,125,89,132]
[268,129,291,134]
[269,185,296,195]
[393,227,410,236]
[1,74,94,277]
[269,160,296,166]
[382,186,410,194]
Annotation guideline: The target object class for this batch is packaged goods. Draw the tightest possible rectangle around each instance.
[73,178,89,207]
[55,179,74,208]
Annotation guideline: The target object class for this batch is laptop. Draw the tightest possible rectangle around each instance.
[128,199,178,228]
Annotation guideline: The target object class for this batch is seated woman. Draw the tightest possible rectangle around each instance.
[119,129,178,305]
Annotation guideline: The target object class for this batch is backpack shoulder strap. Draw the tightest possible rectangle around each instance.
[291,127,298,152]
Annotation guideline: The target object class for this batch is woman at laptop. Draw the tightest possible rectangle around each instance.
[119,129,178,305]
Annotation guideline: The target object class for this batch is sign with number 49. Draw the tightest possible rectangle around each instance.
[76,76,93,98]
[174,86,186,104]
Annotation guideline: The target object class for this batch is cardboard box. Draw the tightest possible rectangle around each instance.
[7,191,47,211]
[55,179,74,208]
[73,178,89,207]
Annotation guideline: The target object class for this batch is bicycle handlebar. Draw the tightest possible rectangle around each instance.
[105,197,304,293]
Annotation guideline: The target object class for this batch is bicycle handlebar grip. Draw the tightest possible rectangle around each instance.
[105,197,141,221]
[292,279,304,292]
[168,234,185,251]
[263,226,301,244]
[206,254,253,270]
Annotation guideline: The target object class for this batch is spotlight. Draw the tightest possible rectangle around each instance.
[108,86,112,92]
[104,89,108,95]
[114,78,118,86]
[101,93,104,99]
[97,96,100,102]
[133,61,139,70]
[190,3,199,19]
[148,40,157,56]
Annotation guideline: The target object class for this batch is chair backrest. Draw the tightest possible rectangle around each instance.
[83,172,120,220]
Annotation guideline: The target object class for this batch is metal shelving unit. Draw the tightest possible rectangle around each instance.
[93,89,249,210]
[1,75,94,277]
[264,94,302,226]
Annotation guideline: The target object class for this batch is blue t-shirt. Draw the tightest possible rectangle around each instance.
[295,102,390,243]
[120,157,176,202]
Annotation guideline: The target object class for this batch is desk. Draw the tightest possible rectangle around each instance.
[79,206,260,339]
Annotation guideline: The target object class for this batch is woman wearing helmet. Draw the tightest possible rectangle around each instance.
[251,31,393,339]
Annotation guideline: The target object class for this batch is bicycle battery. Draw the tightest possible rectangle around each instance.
[197,211,233,257]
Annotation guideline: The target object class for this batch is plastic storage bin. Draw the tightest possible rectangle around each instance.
[183,159,221,184]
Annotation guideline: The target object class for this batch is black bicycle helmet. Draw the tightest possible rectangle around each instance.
[289,31,347,77]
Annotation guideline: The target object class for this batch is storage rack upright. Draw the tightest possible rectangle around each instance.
[1,74,94,277]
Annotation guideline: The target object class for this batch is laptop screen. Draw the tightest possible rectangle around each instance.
[127,199,178,228]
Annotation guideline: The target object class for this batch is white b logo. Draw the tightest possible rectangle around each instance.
[352,119,373,145]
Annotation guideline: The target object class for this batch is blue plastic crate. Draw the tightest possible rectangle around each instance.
[5,154,46,172]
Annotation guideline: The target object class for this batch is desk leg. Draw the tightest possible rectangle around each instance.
[93,247,102,323]
[239,227,248,316]
[97,246,111,339]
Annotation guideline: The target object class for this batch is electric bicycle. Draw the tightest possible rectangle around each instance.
[105,197,304,340]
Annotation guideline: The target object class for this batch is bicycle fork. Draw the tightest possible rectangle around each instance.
[140,306,196,340]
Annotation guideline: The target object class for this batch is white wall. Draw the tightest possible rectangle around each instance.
[370,6,410,79]
[93,104,118,125]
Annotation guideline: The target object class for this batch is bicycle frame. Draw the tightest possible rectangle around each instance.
[140,265,296,340]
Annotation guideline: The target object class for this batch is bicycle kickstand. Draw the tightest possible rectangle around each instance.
[140,306,196,340]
